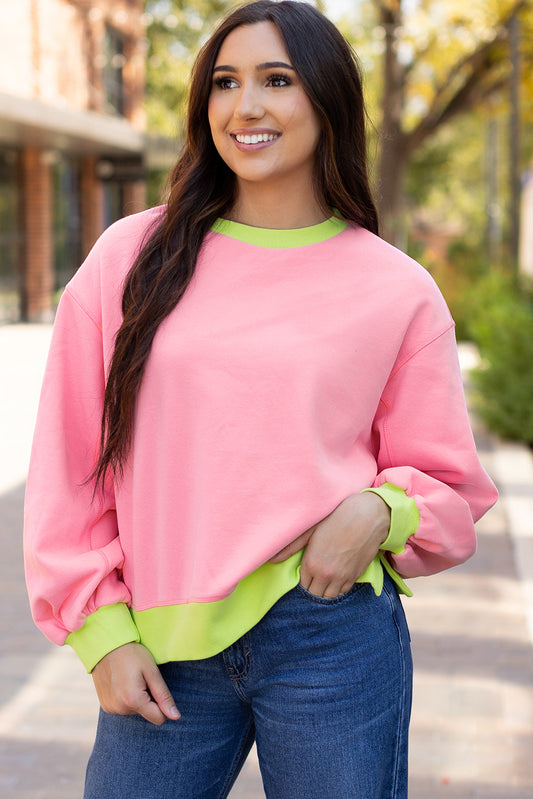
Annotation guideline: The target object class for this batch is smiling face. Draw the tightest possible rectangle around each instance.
[207,21,322,203]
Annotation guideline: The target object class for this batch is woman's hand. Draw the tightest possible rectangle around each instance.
[269,492,390,598]
[91,642,180,726]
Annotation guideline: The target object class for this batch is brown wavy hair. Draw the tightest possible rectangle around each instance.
[93,0,379,489]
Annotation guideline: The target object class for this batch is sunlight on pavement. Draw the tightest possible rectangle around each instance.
[410,671,533,787]
[0,324,52,494]
[491,442,533,645]
[0,647,98,745]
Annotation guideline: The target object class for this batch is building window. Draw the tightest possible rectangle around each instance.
[103,26,126,116]
[0,150,22,322]
[53,157,82,290]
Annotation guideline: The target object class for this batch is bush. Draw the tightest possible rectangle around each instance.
[408,237,487,341]
[469,271,533,446]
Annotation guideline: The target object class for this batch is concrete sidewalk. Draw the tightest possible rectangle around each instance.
[0,325,532,798]
[406,346,533,797]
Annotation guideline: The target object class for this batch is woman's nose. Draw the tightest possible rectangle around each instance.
[234,82,265,120]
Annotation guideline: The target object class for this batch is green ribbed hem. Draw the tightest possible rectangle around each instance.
[66,603,140,673]
[133,550,407,661]
[363,482,420,554]
[210,214,348,248]
[132,552,304,663]
[379,553,412,597]
[66,512,415,671]
[361,482,418,597]
[354,553,412,597]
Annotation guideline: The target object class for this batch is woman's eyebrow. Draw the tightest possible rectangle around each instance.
[257,61,295,71]
[212,61,295,73]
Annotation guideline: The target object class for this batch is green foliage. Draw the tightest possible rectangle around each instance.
[468,271,533,445]
[406,113,490,232]
[145,0,238,136]
[426,241,488,341]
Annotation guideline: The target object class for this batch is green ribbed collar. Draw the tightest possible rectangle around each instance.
[210,214,348,248]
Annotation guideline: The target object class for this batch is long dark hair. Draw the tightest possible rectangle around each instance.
[93,0,379,489]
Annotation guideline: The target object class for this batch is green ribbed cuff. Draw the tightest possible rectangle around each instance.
[362,481,420,553]
[66,603,140,673]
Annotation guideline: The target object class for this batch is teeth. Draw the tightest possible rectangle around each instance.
[235,133,278,144]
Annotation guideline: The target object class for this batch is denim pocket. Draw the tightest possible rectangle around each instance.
[295,581,365,605]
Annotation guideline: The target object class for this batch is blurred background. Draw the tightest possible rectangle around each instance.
[1,4,533,798]
[0,0,532,445]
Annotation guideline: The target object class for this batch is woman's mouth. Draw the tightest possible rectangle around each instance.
[230,132,280,151]
[233,132,279,144]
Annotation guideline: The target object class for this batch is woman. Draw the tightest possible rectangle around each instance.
[24,2,497,797]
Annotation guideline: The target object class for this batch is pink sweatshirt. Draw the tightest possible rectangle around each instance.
[24,208,497,671]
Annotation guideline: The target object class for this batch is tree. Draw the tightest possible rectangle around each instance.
[143,1,533,246]
[372,0,531,244]
[144,0,236,137]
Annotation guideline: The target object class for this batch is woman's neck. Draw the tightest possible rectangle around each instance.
[228,182,328,230]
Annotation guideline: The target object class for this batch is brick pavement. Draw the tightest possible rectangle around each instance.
[1,325,532,798]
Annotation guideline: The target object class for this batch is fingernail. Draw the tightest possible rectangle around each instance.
[169,706,180,719]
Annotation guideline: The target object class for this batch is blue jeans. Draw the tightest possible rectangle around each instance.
[84,575,412,798]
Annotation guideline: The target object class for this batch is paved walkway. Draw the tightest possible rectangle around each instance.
[1,325,532,798]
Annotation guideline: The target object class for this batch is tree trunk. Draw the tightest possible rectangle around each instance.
[375,1,409,247]
[376,131,409,248]
[372,0,521,247]
[508,11,521,280]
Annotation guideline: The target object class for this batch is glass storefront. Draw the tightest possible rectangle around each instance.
[0,147,140,322]
[103,180,124,230]
[53,156,82,291]
[0,149,22,323]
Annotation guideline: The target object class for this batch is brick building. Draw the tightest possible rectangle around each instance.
[0,0,147,322]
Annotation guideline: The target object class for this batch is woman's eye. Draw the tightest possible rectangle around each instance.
[214,76,238,90]
[267,73,291,88]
